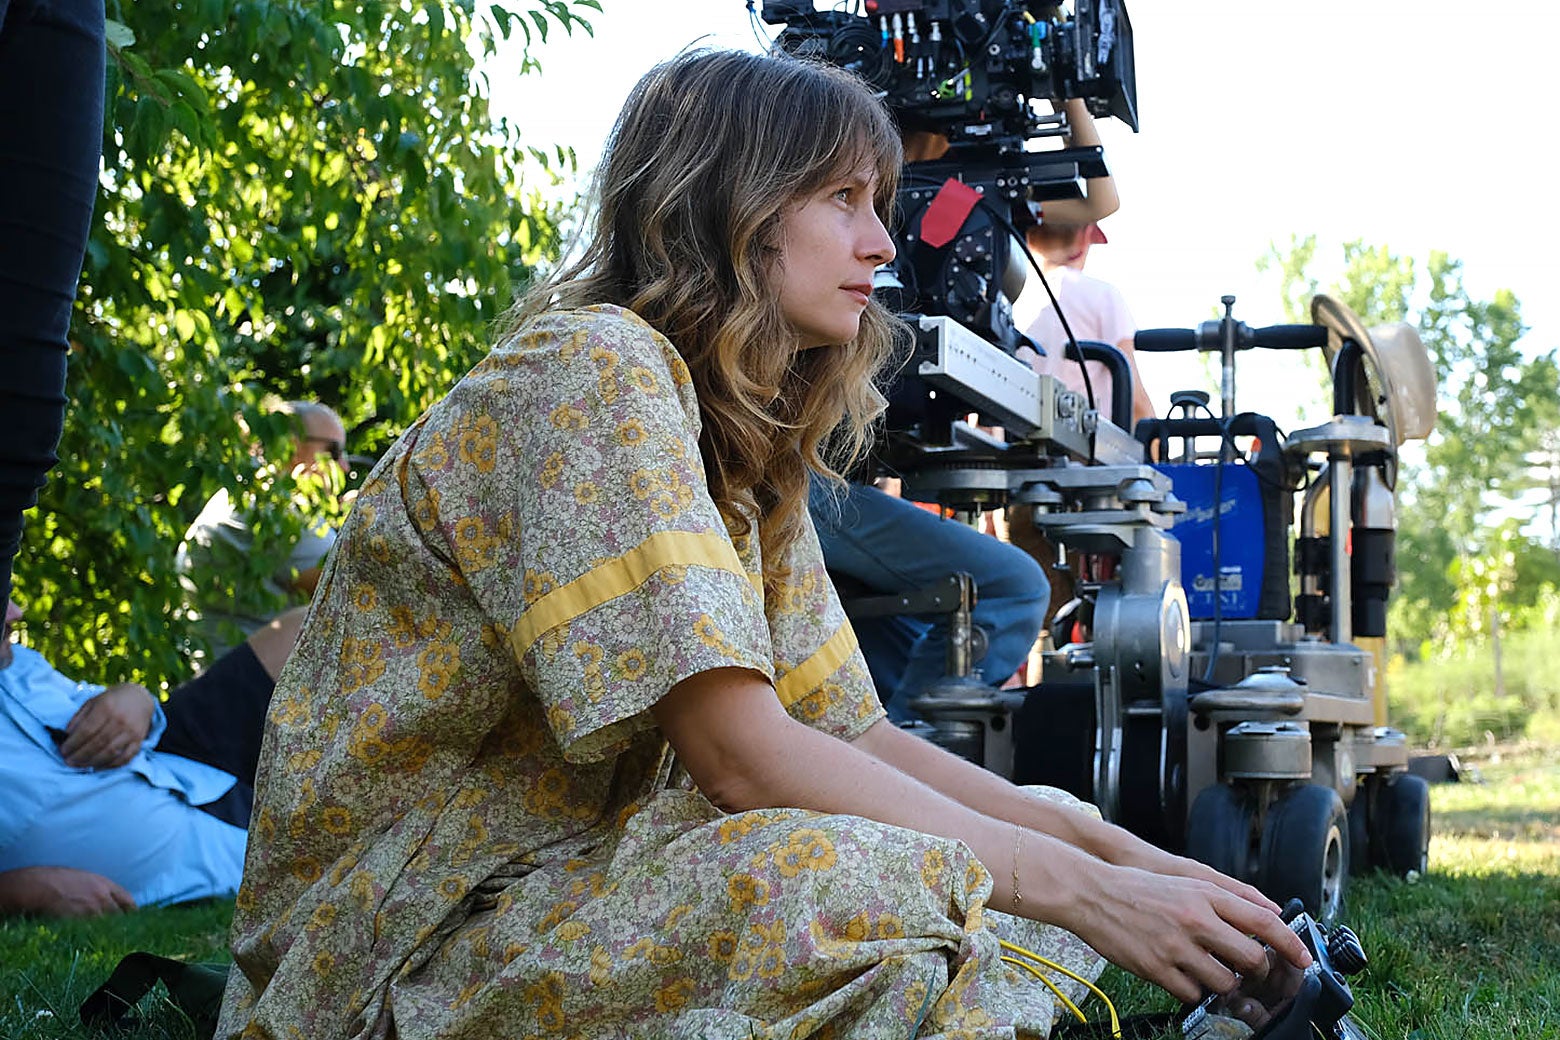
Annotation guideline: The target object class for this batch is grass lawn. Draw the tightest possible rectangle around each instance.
[3,744,1557,1039]
[0,899,230,1039]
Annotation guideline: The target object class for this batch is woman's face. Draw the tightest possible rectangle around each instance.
[774,165,895,350]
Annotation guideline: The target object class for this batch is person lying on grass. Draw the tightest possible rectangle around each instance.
[0,599,302,917]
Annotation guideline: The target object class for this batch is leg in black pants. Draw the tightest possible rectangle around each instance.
[0,0,107,604]
[155,644,275,829]
[155,609,306,828]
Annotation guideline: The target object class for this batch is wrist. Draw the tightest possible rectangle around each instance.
[1009,830,1101,927]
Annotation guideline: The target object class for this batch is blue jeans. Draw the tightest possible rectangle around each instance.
[0,0,106,602]
[810,479,1049,721]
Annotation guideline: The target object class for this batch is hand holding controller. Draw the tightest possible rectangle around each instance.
[1181,900,1370,1040]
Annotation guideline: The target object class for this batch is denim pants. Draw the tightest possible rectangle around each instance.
[810,478,1049,721]
[0,0,106,603]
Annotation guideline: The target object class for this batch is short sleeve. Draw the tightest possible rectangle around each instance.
[406,306,775,763]
[764,509,886,742]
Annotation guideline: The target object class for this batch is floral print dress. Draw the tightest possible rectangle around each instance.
[217,305,1104,1039]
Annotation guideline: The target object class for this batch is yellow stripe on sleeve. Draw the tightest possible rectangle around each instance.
[774,622,859,708]
[510,529,752,659]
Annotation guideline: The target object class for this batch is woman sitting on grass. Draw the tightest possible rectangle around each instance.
[218,49,1308,1039]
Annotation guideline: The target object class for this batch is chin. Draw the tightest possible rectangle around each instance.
[798,326,862,351]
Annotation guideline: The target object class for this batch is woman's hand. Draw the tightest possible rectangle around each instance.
[1039,857,1311,1004]
[58,683,156,768]
[1092,823,1281,914]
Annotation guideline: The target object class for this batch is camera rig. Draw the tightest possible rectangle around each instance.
[763,0,1135,351]
[764,0,1434,987]
[761,0,1136,136]
[876,294,1437,942]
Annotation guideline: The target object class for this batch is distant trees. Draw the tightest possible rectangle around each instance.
[1260,236,1560,659]
[20,0,598,685]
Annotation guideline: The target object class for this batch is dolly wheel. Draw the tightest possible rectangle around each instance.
[1375,772,1431,877]
[1258,784,1348,924]
[1347,780,1373,877]
[1185,783,1255,881]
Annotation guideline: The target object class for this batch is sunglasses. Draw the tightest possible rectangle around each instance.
[304,436,346,463]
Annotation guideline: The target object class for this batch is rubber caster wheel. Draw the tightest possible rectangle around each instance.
[1347,780,1374,877]
[1374,772,1430,877]
[1259,784,1348,923]
[1185,783,1255,881]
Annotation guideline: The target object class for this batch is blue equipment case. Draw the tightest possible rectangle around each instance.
[1153,462,1266,621]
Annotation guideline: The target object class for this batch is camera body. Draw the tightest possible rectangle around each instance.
[762,1,1135,352]
[761,0,1137,137]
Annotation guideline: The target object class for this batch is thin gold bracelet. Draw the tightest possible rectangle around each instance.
[1012,824,1024,911]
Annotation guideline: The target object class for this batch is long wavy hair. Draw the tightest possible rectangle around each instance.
[503,49,905,587]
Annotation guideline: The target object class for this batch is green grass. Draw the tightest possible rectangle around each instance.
[4,746,1558,1039]
[0,900,230,1039]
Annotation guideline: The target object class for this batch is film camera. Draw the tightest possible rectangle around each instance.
[760,0,1136,137]
[761,0,1136,353]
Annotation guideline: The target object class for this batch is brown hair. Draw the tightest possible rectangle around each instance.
[1027,221,1085,250]
[504,49,905,586]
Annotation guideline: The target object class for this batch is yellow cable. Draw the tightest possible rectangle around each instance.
[1000,956,1088,1024]
[999,938,1122,1040]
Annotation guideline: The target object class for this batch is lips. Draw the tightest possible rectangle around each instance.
[842,283,873,305]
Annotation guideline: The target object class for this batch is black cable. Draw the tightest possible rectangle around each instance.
[926,1,1018,100]
[1201,416,1236,685]
[746,1,776,50]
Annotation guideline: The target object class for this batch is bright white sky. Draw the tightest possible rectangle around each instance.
[489,0,1560,423]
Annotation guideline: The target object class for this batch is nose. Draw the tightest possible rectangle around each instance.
[858,208,896,267]
[4,601,21,625]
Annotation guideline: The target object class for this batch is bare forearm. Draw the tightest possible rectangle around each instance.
[855,720,1286,902]
[726,715,1299,992]
[653,670,1306,1000]
[853,719,1113,853]
[712,713,1068,908]
[1042,98,1120,224]
[655,671,1096,919]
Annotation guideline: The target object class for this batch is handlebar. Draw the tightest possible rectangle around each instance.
[1134,323,1328,353]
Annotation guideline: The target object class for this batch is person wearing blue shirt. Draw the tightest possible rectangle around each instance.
[0,599,301,916]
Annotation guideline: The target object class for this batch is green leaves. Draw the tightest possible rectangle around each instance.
[1262,237,1560,659]
[22,0,592,685]
[104,17,136,48]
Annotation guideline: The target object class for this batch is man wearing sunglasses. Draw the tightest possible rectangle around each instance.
[175,401,346,664]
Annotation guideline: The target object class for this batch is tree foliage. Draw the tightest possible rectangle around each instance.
[1262,235,1560,657]
[18,0,598,688]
